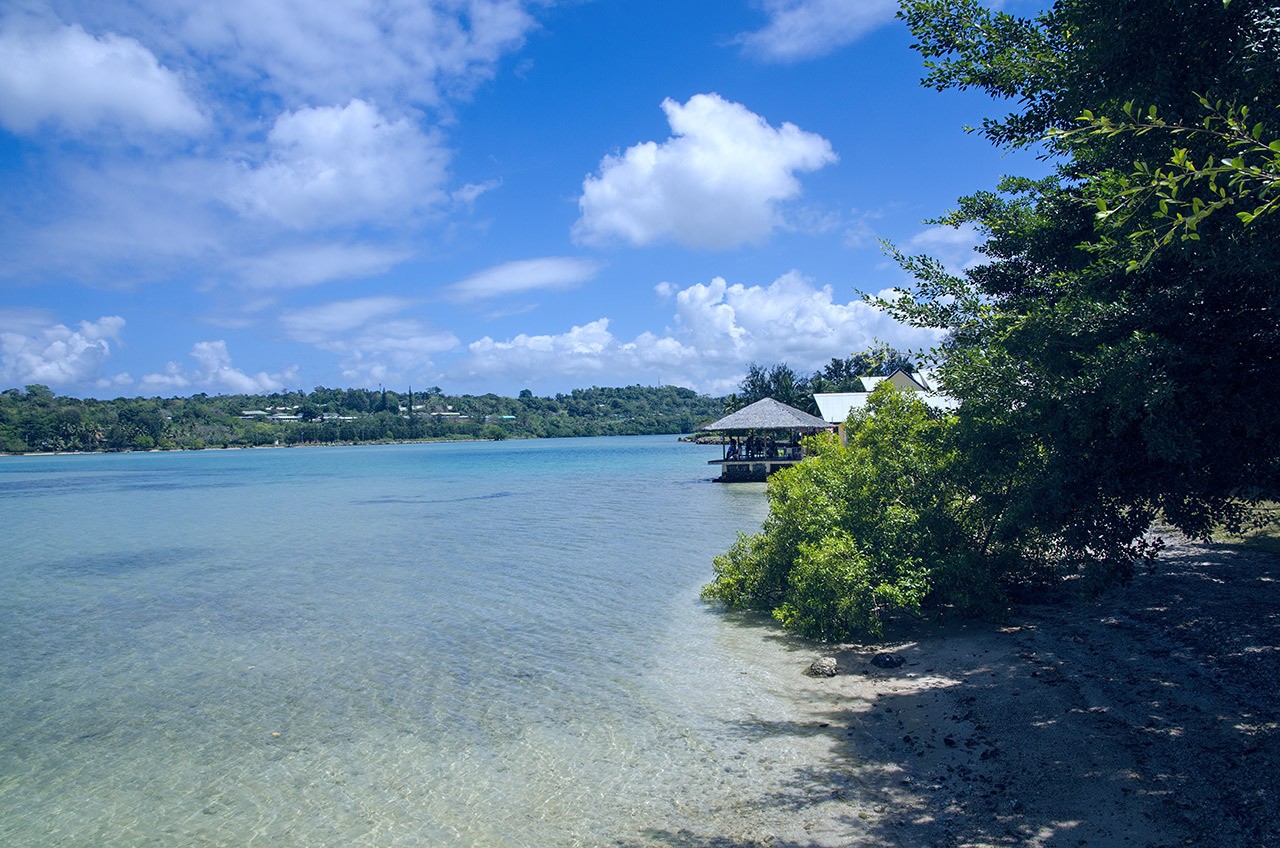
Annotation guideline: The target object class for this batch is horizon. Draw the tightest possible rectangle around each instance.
[0,1,1050,400]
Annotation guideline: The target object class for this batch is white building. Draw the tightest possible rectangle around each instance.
[813,368,957,438]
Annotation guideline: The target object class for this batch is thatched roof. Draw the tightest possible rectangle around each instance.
[703,397,831,432]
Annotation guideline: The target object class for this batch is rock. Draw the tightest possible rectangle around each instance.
[805,656,839,677]
[872,652,906,669]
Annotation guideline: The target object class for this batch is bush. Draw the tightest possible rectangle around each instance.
[703,385,982,640]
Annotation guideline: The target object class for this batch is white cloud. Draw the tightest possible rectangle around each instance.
[139,340,297,394]
[336,319,461,387]
[907,222,985,273]
[5,156,228,284]
[280,296,417,344]
[445,257,602,302]
[278,296,458,386]
[451,179,502,206]
[574,93,837,249]
[736,0,900,62]
[228,99,449,230]
[451,271,939,394]
[0,2,544,289]
[159,0,535,110]
[0,19,205,134]
[463,318,678,385]
[666,270,927,367]
[231,242,412,289]
[0,314,125,388]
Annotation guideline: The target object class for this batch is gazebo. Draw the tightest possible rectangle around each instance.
[700,397,832,482]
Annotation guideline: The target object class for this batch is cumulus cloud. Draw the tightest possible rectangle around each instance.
[0,19,205,134]
[278,296,458,386]
[574,93,836,249]
[0,1,544,288]
[445,257,602,302]
[228,99,449,230]
[736,0,900,62]
[156,0,535,110]
[0,314,125,388]
[452,271,939,394]
[139,340,297,394]
[463,318,693,386]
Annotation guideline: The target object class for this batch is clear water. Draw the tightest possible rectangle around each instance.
[0,437,842,847]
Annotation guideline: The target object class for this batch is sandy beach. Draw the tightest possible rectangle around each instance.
[704,536,1279,848]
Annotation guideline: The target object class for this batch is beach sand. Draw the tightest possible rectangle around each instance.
[683,536,1279,848]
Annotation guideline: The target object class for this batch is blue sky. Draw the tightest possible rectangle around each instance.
[0,0,1048,398]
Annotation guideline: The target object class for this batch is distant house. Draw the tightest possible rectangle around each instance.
[813,368,957,439]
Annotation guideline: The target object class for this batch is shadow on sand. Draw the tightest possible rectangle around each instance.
[619,540,1280,848]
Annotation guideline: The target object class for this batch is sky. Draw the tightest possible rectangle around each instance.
[0,0,1050,399]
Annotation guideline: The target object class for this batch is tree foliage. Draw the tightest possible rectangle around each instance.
[723,363,813,413]
[707,0,1280,639]
[703,387,992,640]
[722,347,917,415]
[888,0,1280,552]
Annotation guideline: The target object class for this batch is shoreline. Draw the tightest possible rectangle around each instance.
[3,431,723,458]
[755,535,1279,847]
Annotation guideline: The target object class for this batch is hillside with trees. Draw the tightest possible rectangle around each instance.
[0,384,725,453]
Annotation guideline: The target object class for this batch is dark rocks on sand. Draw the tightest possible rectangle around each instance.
[871,653,906,669]
[805,656,839,677]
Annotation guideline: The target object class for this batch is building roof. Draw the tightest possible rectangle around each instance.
[814,388,958,424]
[703,397,832,432]
[814,392,872,422]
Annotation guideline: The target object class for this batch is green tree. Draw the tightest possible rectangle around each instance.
[884,0,1280,576]
[809,344,917,394]
[706,0,1280,640]
[729,363,814,412]
[703,386,983,640]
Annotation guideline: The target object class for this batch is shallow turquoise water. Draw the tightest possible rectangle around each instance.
[0,437,832,846]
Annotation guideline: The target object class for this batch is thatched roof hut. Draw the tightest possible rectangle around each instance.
[702,397,831,433]
[701,398,831,482]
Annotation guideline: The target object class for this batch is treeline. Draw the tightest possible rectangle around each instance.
[0,384,725,454]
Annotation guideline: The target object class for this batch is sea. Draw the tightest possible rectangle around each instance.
[0,436,851,847]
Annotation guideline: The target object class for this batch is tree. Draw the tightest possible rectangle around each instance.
[887,0,1280,577]
[809,344,917,394]
[703,386,991,639]
[705,0,1280,640]
[730,363,814,412]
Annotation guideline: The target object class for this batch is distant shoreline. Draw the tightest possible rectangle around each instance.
[2,431,718,458]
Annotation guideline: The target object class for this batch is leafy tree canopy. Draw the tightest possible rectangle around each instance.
[888,0,1280,547]
[705,0,1280,639]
